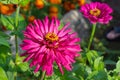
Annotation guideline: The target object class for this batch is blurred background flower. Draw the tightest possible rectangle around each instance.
[80,2,113,24]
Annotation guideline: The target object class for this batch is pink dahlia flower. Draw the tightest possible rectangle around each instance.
[80,2,113,24]
[20,17,81,75]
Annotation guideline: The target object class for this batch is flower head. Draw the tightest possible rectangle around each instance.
[80,2,113,24]
[20,17,81,75]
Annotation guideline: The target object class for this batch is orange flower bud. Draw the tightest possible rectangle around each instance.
[49,6,58,13]
[48,0,61,4]
[49,13,58,19]
[0,4,9,15]
[35,0,44,9]
[78,0,85,6]
[28,16,35,23]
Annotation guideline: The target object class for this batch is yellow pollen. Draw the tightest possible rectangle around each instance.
[90,8,101,16]
[45,32,58,42]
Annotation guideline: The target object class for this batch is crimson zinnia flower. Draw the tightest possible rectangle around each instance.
[20,17,81,75]
[80,2,113,24]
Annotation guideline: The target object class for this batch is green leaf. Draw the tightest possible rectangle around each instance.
[0,36,10,48]
[0,31,10,39]
[115,59,120,72]
[54,64,79,80]
[87,70,108,80]
[42,0,49,5]
[1,13,26,39]
[1,13,26,32]
[9,13,26,39]
[107,75,113,80]
[0,31,10,47]
[58,22,64,30]
[33,71,40,77]
[16,14,26,39]
[104,60,116,65]
[0,67,8,80]
[0,45,11,65]
[19,0,30,6]
[0,0,10,4]
[78,76,84,80]
[72,63,89,78]
[0,0,29,4]
[1,15,14,30]
[6,71,14,80]
[94,57,104,70]
[10,0,19,4]
[67,75,80,80]
[17,62,29,72]
[0,46,11,54]
[15,54,29,72]
[8,60,15,71]
[86,50,99,65]
[85,66,92,74]
[0,0,19,4]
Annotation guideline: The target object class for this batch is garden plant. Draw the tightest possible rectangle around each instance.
[0,0,120,80]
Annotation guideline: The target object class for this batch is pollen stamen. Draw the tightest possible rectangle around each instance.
[45,32,58,42]
[90,8,101,16]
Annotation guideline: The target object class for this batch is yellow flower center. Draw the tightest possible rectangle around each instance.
[90,8,101,16]
[45,32,58,42]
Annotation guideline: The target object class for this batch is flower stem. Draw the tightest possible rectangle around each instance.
[15,35,18,54]
[87,24,96,51]
[14,5,20,80]
[15,5,20,54]
[15,5,20,28]
[40,71,46,80]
